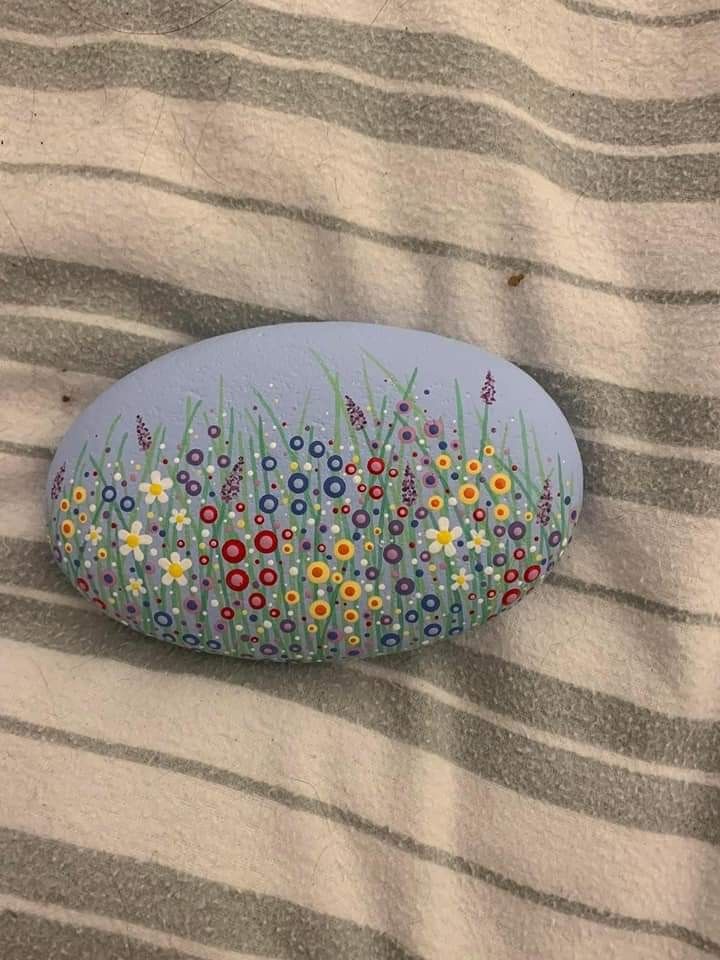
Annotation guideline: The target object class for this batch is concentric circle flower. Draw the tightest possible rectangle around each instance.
[458,483,479,505]
[339,580,362,602]
[139,470,173,505]
[307,561,330,584]
[334,539,355,561]
[309,599,331,620]
[425,517,462,557]
[489,472,511,495]
[59,518,75,538]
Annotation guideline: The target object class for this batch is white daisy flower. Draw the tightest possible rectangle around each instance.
[118,521,152,561]
[425,516,462,557]
[139,469,173,505]
[158,551,192,586]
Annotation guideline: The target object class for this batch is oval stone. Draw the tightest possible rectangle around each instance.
[46,323,583,661]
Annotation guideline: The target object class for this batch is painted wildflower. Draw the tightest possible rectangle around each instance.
[469,529,491,552]
[118,520,153,561]
[451,568,471,591]
[425,517,463,557]
[169,508,191,530]
[159,552,192,586]
[139,470,172,505]
[85,525,103,545]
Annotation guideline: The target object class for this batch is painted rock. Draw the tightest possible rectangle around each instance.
[46,323,582,661]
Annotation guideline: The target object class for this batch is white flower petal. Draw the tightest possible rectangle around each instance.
[119,544,130,556]
[132,548,144,561]
[444,543,457,557]
[161,573,173,586]
[450,526,462,540]
[438,517,450,531]
[150,470,161,483]
[428,540,443,554]
[425,529,438,540]
[177,575,188,586]
[158,558,170,571]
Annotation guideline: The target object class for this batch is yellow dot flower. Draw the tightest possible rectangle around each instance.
[72,485,87,503]
[368,596,383,611]
[339,580,362,602]
[334,539,355,561]
[309,599,331,620]
[344,609,360,623]
[494,504,510,521]
[489,472,511,494]
[427,494,444,511]
[59,498,70,512]
[60,519,75,538]
[466,459,482,475]
[285,590,300,605]
[458,483,479,505]
[435,454,452,470]
[307,561,330,584]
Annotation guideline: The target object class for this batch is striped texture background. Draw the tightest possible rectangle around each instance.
[1,2,719,957]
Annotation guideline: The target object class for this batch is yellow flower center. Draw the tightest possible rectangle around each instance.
[149,482,163,495]
[168,561,184,578]
[436,530,452,545]
[125,533,140,548]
